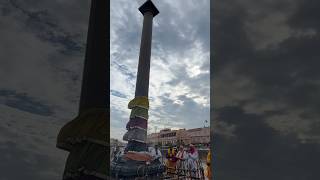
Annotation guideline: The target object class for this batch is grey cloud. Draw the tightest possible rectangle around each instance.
[214,106,320,179]
[0,141,62,180]
[213,0,320,137]
[213,0,320,178]
[111,90,127,99]
[0,89,54,116]
[157,95,209,128]
[0,0,90,179]
[4,0,86,55]
[0,0,86,118]
[287,0,320,31]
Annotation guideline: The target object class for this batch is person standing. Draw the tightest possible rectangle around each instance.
[111,145,120,161]
[187,144,199,178]
[166,146,177,175]
[205,150,212,179]
[176,145,188,176]
[148,144,162,162]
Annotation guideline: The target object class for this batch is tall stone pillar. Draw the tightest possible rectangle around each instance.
[79,0,108,113]
[56,0,108,179]
[135,10,154,97]
[123,0,159,152]
[111,1,165,178]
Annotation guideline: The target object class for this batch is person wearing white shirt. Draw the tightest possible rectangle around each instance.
[148,144,162,162]
[176,145,188,176]
[187,144,199,178]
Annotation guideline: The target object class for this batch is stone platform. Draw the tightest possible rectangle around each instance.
[110,155,165,179]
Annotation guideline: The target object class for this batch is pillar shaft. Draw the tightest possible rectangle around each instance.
[59,1,108,179]
[79,0,108,114]
[125,11,154,152]
[111,1,163,178]
[135,12,154,97]
[125,3,158,152]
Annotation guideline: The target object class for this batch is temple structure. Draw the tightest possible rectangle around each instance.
[56,0,108,179]
[110,0,165,178]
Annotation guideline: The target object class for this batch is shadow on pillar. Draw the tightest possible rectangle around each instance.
[56,0,109,179]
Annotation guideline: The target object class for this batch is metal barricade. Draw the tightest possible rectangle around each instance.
[163,158,205,179]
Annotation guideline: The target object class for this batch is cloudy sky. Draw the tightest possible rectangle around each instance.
[2,0,319,179]
[213,0,320,179]
[0,0,91,179]
[0,0,209,179]
[110,0,210,140]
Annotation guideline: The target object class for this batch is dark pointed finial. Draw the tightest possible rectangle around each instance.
[139,0,159,17]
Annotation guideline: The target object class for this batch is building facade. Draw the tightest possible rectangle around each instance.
[147,127,210,146]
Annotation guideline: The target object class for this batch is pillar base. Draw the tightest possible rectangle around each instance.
[110,154,165,179]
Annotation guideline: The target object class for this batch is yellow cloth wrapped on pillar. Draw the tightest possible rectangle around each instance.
[56,108,109,179]
[57,108,108,151]
[128,96,149,110]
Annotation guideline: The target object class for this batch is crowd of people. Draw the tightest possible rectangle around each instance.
[111,144,212,179]
[148,144,212,179]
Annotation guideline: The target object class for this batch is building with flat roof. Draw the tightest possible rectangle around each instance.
[147,127,210,146]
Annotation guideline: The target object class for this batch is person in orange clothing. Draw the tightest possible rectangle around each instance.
[165,146,178,176]
[205,150,212,179]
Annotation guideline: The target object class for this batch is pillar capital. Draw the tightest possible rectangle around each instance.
[139,0,159,17]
